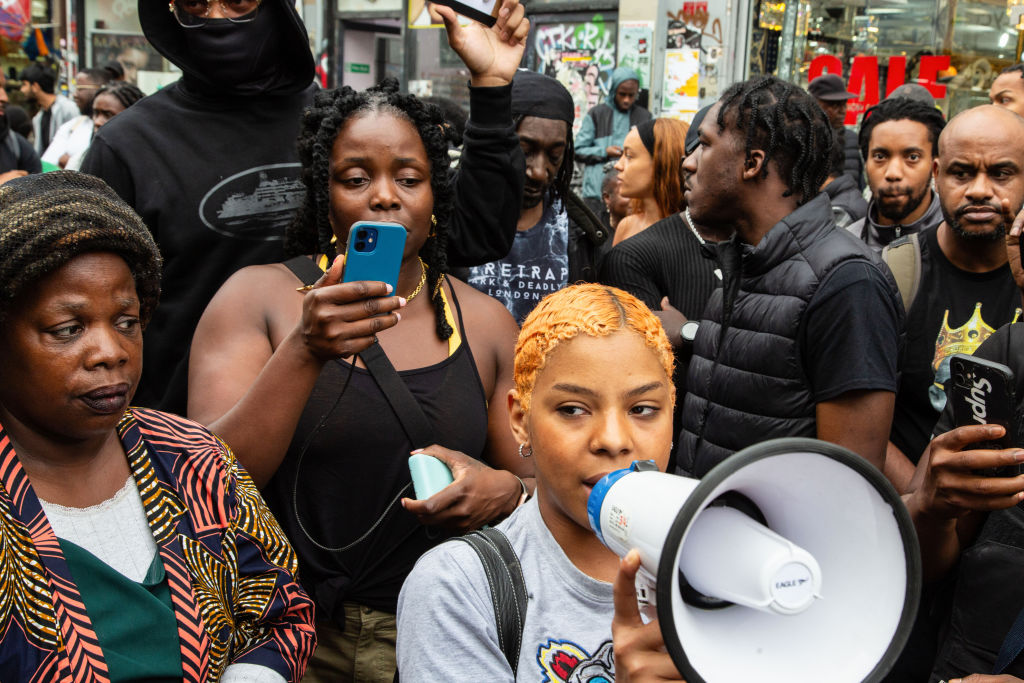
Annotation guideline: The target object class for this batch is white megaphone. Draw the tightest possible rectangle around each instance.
[587,437,920,683]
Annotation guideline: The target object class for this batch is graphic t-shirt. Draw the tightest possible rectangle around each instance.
[890,226,1022,462]
[467,199,569,324]
[397,498,615,682]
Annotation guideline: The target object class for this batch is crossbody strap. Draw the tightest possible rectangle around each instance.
[359,342,436,449]
[881,233,922,314]
[455,528,529,675]
[283,255,437,449]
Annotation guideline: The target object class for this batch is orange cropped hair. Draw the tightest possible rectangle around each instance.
[630,117,690,219]
[513,283,676,413]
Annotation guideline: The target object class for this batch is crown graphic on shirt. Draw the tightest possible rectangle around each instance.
[931,303,1017,373]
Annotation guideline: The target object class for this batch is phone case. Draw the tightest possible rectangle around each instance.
[342,221,407,292]
[949,353,1018,474]
[409,453,454,500]
[429,0,499,26]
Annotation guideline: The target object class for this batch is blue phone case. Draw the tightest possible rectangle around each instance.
[409,453,454,500]
[342,221,408,291]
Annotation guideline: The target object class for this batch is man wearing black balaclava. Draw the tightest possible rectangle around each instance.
[81,0,527,415]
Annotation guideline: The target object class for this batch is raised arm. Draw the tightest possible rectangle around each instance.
[435,0,529,267]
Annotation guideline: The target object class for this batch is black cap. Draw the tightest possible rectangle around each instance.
[684,104,714,156]
[886,83,936,108]
[510,69,575,126]
[808,74,856,101]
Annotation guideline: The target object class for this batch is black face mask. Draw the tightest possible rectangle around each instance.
[180,6,285,93]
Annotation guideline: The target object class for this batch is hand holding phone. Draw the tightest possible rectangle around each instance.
[434,0,529,88]
[948,353,1019,476]
[430,0,500,27]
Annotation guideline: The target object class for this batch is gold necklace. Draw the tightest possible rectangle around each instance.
[405,258,428,301]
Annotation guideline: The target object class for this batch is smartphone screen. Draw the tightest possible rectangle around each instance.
[429,0,500,26]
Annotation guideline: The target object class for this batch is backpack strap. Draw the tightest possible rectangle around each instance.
[455,528,529,675]
[881,232,922,314]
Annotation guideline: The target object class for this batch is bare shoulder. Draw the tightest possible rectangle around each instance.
[446,276,519,343]
[614,215,643,244]
[201,261,309,331]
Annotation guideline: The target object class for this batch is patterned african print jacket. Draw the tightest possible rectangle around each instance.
[0,408,316,682]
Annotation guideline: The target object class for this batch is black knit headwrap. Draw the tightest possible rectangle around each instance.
[0,171,162,325]
[635,119,656,155]
[510,70,575,125]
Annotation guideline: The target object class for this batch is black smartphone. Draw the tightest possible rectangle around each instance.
[948,353,1018,475]
[429,0,500,26]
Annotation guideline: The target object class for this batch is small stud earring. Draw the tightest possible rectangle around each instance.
[518,443,533,458]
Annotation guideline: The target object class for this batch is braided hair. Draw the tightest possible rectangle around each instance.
[858,97,946,162]
[511,113,575,205]
[715,76,833,204]
[93,81,146,110]
[285,78,457,341]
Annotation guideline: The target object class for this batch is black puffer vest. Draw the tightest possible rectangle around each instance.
[677,193,899,477]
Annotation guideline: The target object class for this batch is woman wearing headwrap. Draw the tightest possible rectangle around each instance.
[0,171,315,683]
[612,117,689,246]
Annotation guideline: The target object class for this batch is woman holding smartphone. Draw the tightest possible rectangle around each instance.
[187,3,531,681]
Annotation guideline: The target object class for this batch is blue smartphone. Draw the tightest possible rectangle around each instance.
[342,221,408,292]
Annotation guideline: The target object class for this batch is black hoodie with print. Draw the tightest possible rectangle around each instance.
[82,0,524,414]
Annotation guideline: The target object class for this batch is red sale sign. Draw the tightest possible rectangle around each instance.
[808,54,949,125]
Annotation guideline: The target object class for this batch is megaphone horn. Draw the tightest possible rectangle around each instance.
[587,437,921,683]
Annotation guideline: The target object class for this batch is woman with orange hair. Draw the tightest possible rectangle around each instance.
[612,118,689,246]
[396,283,685,682]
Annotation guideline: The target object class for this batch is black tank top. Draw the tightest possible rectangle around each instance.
[263,259,490,620]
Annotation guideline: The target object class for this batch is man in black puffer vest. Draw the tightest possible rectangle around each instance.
[677,75,904,478]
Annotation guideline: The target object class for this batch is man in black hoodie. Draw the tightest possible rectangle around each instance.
[83,0,527,414]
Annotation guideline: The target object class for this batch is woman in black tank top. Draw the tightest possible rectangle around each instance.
[186,10,534,680]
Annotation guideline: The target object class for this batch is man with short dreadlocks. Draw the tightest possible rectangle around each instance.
[464,70,608,324]
[675,75,904,478]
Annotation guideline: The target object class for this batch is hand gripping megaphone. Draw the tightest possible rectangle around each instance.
[587,437,920,683]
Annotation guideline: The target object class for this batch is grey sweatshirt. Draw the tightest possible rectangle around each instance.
[396,498,617,682]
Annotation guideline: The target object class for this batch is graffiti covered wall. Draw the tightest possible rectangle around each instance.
[524,13,619,135]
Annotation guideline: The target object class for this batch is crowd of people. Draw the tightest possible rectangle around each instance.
[2,0,1024,680]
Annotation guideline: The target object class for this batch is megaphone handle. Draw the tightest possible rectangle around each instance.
[635,566,658,624]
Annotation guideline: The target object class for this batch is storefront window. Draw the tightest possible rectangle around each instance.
[85,0,175,91]
[751,0,1023,122]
